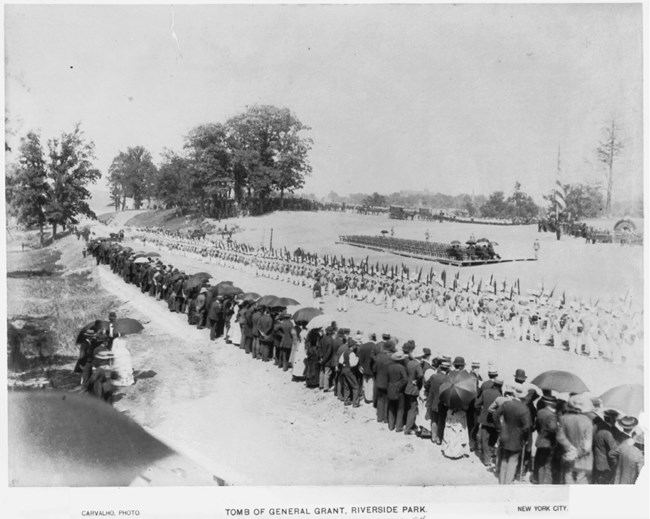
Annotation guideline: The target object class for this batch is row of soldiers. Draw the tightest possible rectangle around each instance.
[87,234,644,485]
[126,228,643,365]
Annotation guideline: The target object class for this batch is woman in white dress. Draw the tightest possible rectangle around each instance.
[228,303,242,347]
[290,327,307,380]
[441,407,470,459]
[110,337,134,387]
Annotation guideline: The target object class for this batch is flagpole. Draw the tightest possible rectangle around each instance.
[555,144,560,221]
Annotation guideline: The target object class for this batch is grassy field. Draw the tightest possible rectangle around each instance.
[7,235,121,388]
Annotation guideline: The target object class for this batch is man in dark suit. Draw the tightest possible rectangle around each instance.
[277,313,294,371]
[357,333,377,404]
[251,305,263,359]
[403,341,423,435]
[207,296,223,341]
[241,303,254,353]
[374,339,395,423]
[319,327,335,391]
[592,409,621,484]
[387,351,407,432]
[493,387,533,484]
[257,308,275,362]
[533,394,560,484]
[476,378,503,466]
[425,357,450,444]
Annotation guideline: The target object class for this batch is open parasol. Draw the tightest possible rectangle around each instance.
[76,318,144,343]
[273,297,300,307]
[292,307,323,325]
[218,285,244,297]
[439,370,477,410]
[476,238,490,243]
[257,295,279,307]
[306,313,335,330]
[238,292,261,302]
[530,370,589,394]
[133,257,150,264]
[600,384,644,417]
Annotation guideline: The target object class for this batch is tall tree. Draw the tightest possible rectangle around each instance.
[184,124,232,217]
[227,105,312,211]
[46,124,101,237]
[597,120,624,216]
[545,183,604,220]
[154,151,192,213]
[506,182,539,220]
[108,146,157,210]
[7,132,50,245]
[363,192,387,207]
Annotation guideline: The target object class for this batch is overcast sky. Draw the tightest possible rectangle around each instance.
[5,4,644,202]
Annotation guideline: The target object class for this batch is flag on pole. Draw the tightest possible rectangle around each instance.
[555,144,566,215]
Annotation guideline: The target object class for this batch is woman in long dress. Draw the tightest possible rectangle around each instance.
[441,407,470,459]
[304,328,322,388]
[290,327,307,380]
[228,303,242,347]
[110,337,134,387]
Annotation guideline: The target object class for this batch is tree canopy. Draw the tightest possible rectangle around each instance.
[7,125,100,242]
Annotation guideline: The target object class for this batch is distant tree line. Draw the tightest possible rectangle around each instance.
[6,125,100,245]
[108,105,313,218]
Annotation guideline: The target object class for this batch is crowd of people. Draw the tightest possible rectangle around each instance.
[122,227,643,366]
[84,232,645,485]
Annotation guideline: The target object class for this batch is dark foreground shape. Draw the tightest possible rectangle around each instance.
[8,390,225,486]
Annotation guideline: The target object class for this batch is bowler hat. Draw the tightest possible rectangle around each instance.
[453,356,465,367]
[514,368,527,381]
[108,311,117,319]
[603,409,620,419]
[381,333,391,340]
[422,348,432,356]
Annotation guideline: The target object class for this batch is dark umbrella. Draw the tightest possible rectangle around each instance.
[8,391,223,486]
[192,272,213,279]
[274,297,300,307]
[476,238,490,243]
[218,285,244,297]
[76,318,144,343]
[439,370,477,410]
[530,370,589,394]
[238,292,261,302]
[450,240,461,246]
[600,384,644,417]
[215,281,234,288]
[292,307,323,325]
[257,295,279,307]
[185,277,207,291]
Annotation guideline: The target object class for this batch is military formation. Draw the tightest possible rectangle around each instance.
[86,232,644,485]
[124,227,643,366]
